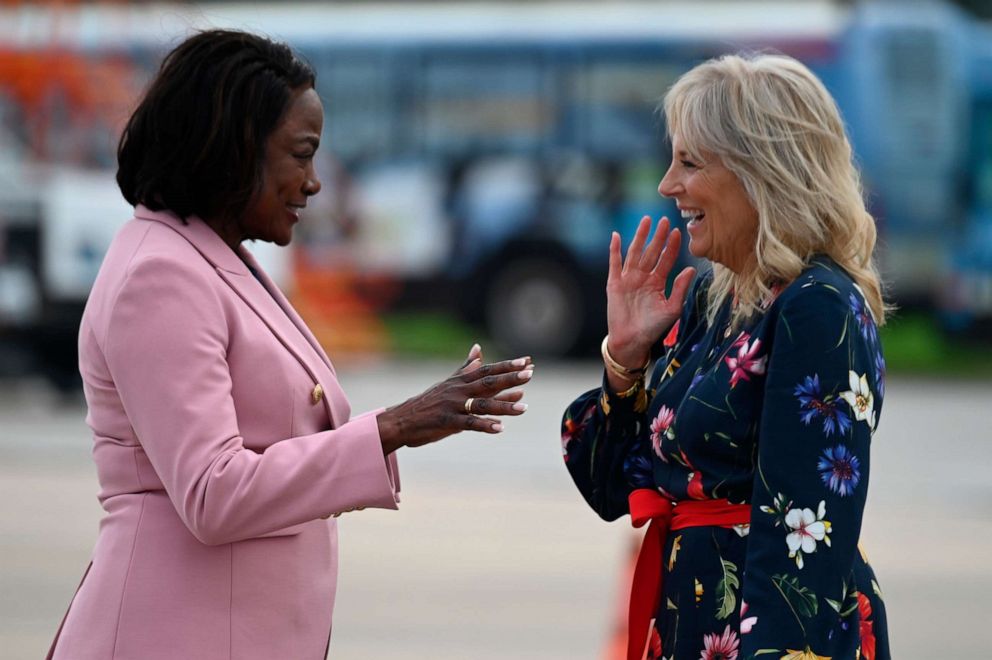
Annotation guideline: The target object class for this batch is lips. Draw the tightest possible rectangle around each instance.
[680,208,705,230]
[286,205,305,222]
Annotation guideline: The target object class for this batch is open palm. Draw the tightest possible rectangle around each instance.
[606,216,696,367]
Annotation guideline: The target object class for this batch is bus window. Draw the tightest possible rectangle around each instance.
[942,98,992,327]
[417,54,551,155]
[881,30,945,161]
[970,100,992,213]
[568,56,682,159]
[317,51,396,161]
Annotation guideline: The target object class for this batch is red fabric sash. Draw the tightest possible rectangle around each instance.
[626,489,751,660]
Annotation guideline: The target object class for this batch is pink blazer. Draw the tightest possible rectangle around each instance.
[51,206,400,659]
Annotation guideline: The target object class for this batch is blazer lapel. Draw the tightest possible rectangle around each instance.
[238,248,334,375]
[227,249,353,428]
[134,205,347,428]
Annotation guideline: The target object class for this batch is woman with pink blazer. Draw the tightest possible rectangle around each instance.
[49,30,532,660]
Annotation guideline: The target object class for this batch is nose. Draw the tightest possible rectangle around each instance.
[658,162,680,199]
[303,163,322,197]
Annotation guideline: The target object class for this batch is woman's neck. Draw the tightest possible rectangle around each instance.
[203,215,244,252]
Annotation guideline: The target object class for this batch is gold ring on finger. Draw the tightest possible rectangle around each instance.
[464,398,475,414]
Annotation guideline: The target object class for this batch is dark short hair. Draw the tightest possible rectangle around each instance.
[117,29,316,223]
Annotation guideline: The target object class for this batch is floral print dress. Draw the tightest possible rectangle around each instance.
[562,257,889,660]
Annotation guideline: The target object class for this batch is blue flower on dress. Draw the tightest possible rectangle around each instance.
[849,292,877,343]
[794,374,851,437]
[624,449,655,489]
[874,350,886,399]
[818,445,861,496]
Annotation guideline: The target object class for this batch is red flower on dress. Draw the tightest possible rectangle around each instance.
[858,592,876,660]
[663,320,681,348]
[724,334,767,389]
[679,450,708,500]
[646,627,663,660]
[760,282,784,310]
[561,404,595,461]
[687,470,706,500]
[699,624,740,660]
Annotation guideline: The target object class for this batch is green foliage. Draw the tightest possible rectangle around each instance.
[715,558,740,620]
[772,573,818,619]
[880,312,992,377]
[379,309,992,378]
[825,582,859,618]
[382,313,486,358]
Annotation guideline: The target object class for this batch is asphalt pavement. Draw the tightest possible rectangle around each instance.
[1,361,989,659]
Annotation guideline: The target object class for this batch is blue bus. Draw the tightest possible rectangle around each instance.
[0,0,988,372]
[943,16,992,334]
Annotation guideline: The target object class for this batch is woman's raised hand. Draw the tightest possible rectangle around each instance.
[605,216,696,370]
[376,344,533,454]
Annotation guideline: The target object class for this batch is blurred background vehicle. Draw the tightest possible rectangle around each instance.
[0,0,990,388]
[3,3,992,659]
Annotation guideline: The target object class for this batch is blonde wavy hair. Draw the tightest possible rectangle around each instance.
[663,53,888,327]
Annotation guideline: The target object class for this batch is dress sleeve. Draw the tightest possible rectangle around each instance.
[560,375,652,521]
[560,273,710,522]
[740,283,884,657]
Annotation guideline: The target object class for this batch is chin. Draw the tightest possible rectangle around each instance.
[271,225,295,246]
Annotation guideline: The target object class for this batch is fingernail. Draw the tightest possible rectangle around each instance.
[491,422,503,432]
[512,357,527,367]
[518,370,533,380]
[512,402,528,412]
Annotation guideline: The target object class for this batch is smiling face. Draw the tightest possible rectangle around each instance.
[658,133,759,273]
[237,86,323,247]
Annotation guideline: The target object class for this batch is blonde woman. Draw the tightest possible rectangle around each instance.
[561,54,889,660]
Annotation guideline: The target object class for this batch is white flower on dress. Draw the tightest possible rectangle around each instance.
[839,370,876,429]
[731,524,750,538]
[784,500,832,569]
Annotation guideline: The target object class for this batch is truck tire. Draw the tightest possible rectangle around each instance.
[484,257,587,358]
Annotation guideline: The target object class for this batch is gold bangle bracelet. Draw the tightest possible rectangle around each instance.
[614,377,643,398]
[601,335,650,379]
